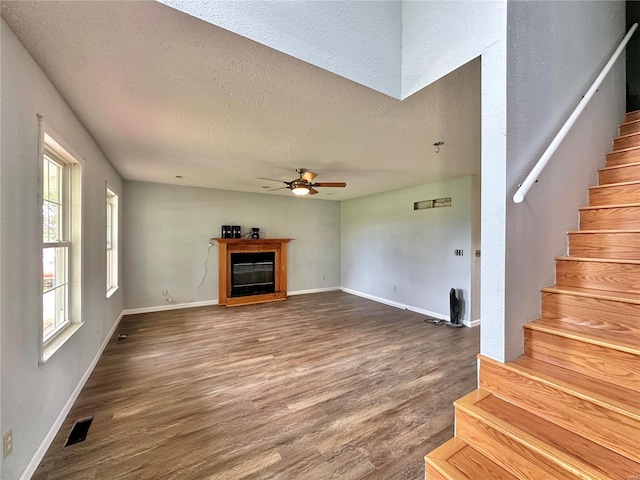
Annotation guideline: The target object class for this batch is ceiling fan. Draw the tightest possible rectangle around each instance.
[258,168,346,196]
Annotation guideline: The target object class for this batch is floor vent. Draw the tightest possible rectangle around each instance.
[65,417,93,447]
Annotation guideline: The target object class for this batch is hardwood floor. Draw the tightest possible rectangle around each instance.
[33,291,479,480]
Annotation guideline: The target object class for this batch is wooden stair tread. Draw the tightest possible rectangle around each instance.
[588,179,640,189]
[599,161,640,171]
[426,438,519,480]
[541,285,640,304]
[525,318,639,354]
[621,118,640,127]
[620,119,640,136]
[613,131,640,142]
[457,390,640,480]
[568,229,640,234]
[608,145,640,155]
[580,202,640,210]
[511,355,640,416]
[556,255,640,265]
[557,255,640,263]
[614,131,640,141]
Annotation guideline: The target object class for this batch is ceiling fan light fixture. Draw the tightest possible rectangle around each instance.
[291,186,310,196]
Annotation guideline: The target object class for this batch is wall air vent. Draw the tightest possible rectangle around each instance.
[414,197,452,211]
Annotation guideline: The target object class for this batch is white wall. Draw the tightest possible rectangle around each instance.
[498,1,626,361]
[123,181,341,310]
[158,0,402,99]
[0,20,123,480]
[401,1,506,99]
[341,176,479,324]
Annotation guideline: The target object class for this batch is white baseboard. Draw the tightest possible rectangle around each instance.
[122,289,346,315]
[122,290,342,316]
[288,286,340,296]
[122,299,219,315]
[340,287,480,328]
[21,311,125,480]
[465,318,481,328]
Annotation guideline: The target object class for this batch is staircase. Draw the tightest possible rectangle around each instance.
[425,110,640,480]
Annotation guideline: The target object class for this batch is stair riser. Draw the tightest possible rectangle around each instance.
[555,259,640,294]
[626,111,640,123]
[580,206,640,230]
[599,163,640,184]
[424,463,449,480]
[542,292,640,329]
[613,133,640,150]
[455,409,574,479]
[589,184,640,206]
[606,149,640,167]
[524,329,640,392]
[620,121,640,136]
[479,360,640,462]
[568,232,640,260]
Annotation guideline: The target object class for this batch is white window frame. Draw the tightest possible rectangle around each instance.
[42,153,71,341]
[106,186,119,297]
[40,125,83,364]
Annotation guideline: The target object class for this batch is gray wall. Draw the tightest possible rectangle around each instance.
[1,20,123,480]
[496,1,626,361]
[341,175,479,324]
[123,181,341,310]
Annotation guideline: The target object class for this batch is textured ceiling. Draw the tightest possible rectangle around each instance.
[1,1,481,201]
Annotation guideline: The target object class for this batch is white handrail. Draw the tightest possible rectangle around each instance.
[513,23,638,204]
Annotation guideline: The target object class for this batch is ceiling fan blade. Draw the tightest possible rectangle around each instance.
[312,182,346,188]
[257,177,286,183]
[308,187,319,195]
[268,187,288,192]
[301,170,317,183]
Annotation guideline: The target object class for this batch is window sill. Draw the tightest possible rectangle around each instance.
[106,286,119,299]
[40,322,83,364]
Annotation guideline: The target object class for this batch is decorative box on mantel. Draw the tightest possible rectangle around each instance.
[213,238,292,307]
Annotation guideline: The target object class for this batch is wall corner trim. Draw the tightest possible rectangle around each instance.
[20,312,125,480]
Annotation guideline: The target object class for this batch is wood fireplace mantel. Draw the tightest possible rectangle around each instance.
[214,238,292,307]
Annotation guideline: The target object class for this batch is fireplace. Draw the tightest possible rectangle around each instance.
[214,238,292,306]
[230,252,275,297]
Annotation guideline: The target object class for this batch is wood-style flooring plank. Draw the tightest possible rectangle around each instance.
[32,291,479,480]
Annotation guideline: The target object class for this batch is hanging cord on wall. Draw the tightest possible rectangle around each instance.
[165,241,213,305]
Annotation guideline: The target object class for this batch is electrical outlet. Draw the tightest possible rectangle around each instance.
[3,429,13,459]
[454,249,464,256]
[392,286,397,292]
[162,289,168,295]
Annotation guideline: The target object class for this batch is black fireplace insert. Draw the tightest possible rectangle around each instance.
[230,252,275,297]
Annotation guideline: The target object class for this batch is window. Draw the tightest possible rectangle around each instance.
[41,131,82,361]
[42,153,69,341]
[106,187,119,297]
